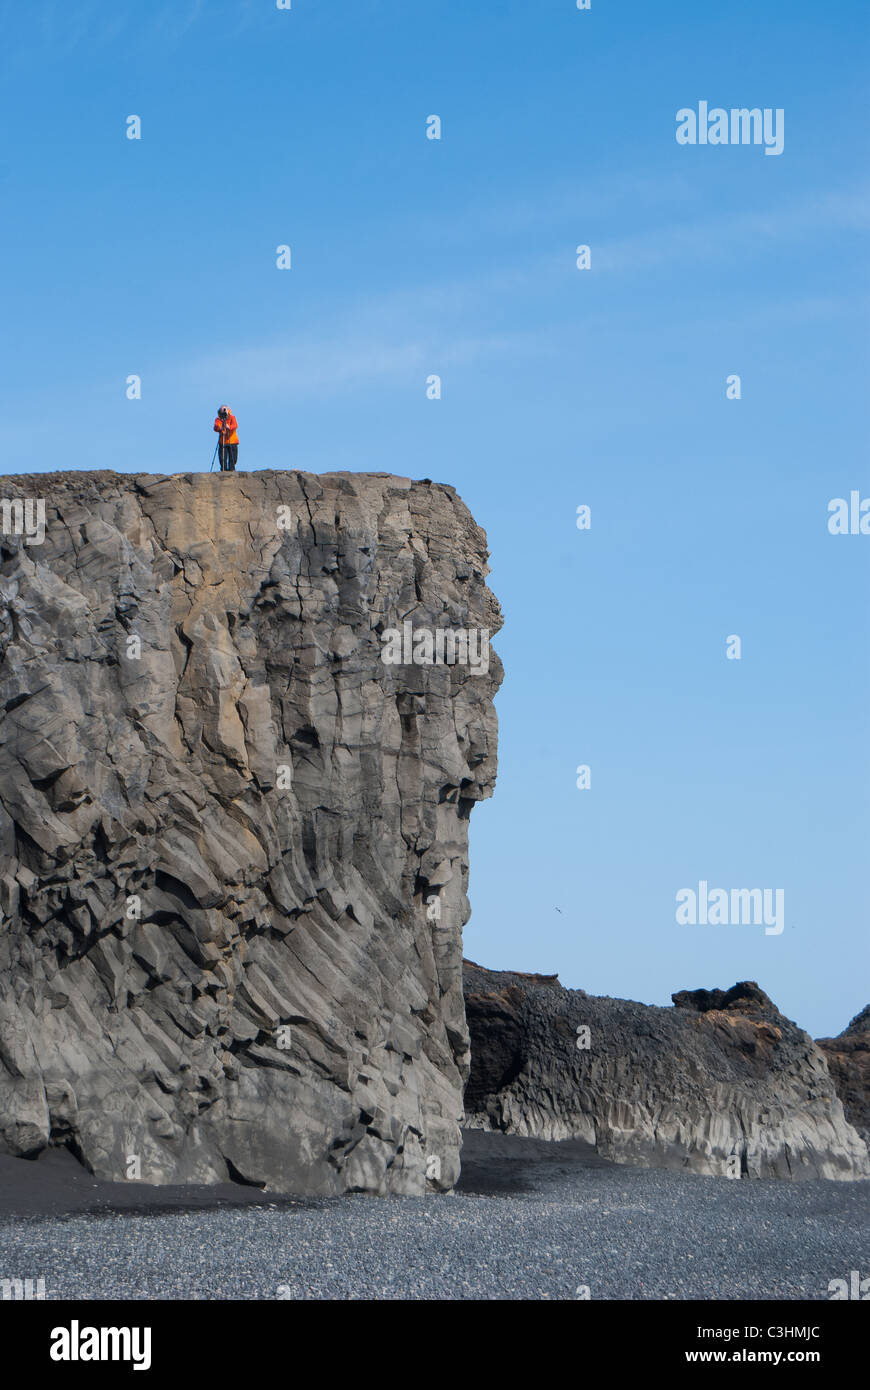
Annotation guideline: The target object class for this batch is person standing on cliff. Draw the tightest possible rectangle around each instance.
[213,405,239,471]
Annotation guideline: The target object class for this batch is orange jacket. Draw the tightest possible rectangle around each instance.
[214,412,239,445]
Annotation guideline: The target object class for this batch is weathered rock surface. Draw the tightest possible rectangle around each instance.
[0,470,501,1193]
[463,962,869,1180]
[817,1006,870,1151]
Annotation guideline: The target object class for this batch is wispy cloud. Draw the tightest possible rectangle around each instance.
[596,184,870,274]
[163,177,870,404]
[341,180,870,308]
[409,170,697,246]
[3,0,206,72]
[179,323,547,401]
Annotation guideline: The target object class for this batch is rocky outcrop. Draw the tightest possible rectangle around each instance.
[0,470,501,1193]
[817,1007,870,1151]
[463,962,869,1180]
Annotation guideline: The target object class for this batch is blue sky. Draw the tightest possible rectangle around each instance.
[2,0,868,1035]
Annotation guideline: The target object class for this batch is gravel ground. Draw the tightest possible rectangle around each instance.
[0,1133,867,1300]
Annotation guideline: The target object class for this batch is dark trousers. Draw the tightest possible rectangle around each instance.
[219,442,238,471]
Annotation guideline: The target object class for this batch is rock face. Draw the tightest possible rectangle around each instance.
[0,470,501,1193]
[463,962,869,1180]
[817,1007,870,1152]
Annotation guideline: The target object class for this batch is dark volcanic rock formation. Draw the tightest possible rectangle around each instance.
[0,470,501,1193]
[817,1007,870,1151]
[671,982,783,1017]
[463,962,869,1180]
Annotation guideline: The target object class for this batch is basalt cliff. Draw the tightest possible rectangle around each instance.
[462,963,869,1180]
[817,1006,870,1151]
[0,470,502,1193]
